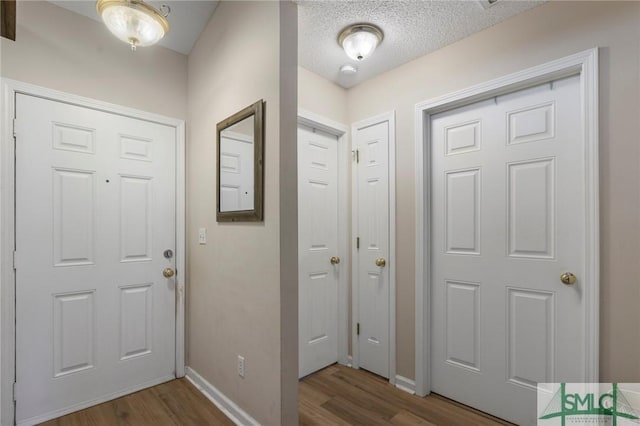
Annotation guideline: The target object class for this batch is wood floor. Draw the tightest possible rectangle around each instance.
[39,379,234,426]
[40,364,512,425]
[299,364,512,426]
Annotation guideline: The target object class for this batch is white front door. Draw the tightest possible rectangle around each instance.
[354,118,391,379]
[298,124,340,378]
[430,75,584,425]
[15,94,177,424]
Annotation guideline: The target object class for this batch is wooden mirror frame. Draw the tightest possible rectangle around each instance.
[1,0,16,41]
[216,100,264,222]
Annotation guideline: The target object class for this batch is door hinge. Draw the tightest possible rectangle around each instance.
[357,323,360,336]
[352,149,359,164]
[12,382,17,401]
[13,118,18,137]
[356,237,360,250]
[13,251,17,270]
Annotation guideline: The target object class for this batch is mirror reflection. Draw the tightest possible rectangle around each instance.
[216,99,263,222]
[219,116,255,212]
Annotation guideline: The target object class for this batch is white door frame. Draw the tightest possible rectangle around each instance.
[297,109,350,365]
[351,111,397,384]
[414,48,600,397]
[0,79,187,425]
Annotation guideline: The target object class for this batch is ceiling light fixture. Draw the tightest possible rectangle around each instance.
[338,23,384,61]
[96,0,170,51]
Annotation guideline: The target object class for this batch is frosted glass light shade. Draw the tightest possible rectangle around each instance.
[97,0,169,50]
[338,24,383,61]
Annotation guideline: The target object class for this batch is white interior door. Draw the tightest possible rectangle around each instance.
[430,75,585,425]
[354,119,391,379]
[298,124,340,378]
[15,94,177,424]
[220,130,254,212]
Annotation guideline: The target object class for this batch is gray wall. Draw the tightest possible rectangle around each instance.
[187,1,298,423]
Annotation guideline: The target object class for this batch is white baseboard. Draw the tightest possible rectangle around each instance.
[185,367,259,426]
[346,355,353,368]
[395,375,416,394]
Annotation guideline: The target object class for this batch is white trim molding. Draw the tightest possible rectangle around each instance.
[414,48,600,397]
[351,111,397,385]
[395,375,416,395]
[185,367,259,426]
[297,109,350,367]
[0,78,187,423]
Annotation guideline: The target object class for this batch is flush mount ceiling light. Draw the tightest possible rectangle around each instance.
[338,23,384,61]
[96,0,170,51]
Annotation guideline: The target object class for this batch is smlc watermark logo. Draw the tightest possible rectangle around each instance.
[538,383,640,425]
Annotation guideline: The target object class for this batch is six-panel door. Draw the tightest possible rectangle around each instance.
[430,75,585,425]
[15,94,177,424]
[298,124,340,378]
[354,120,391,379]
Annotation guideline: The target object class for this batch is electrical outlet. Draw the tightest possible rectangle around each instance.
[198,228,207,245]
[237,355,245,378]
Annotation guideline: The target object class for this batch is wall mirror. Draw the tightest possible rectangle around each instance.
[217,100,264,222]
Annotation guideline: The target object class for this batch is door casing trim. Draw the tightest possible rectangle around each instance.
[297,109,350,366]
[0,78,187,424]
[414,48,599,396]
[351,111,397,384]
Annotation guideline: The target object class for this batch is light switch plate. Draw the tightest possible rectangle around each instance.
[198,228,207,244]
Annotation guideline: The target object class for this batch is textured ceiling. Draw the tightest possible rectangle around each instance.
[298,0,545,88]
[49,0,219,54]
[49,0,544,85]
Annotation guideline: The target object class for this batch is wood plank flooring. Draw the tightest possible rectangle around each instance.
[299,364,513,426]
[39,379,234,426]
[40,364,512,425]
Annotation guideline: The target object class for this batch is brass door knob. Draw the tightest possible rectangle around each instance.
[375,258,386,267]
[330,256,341,265]
[560,272,576,285]
[163,268,175,278]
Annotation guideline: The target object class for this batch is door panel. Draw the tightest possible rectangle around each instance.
[298,124,339,378]
[354,120,390,379]
[52,169,95,265]
[15,94,176,424]
[430,76,584,425]
[53,291,95,377]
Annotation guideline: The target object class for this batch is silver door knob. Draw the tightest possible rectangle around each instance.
[163,268,175,278]
[560,272,576,285]
[330,256,341,265]
[375,258,386,267]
